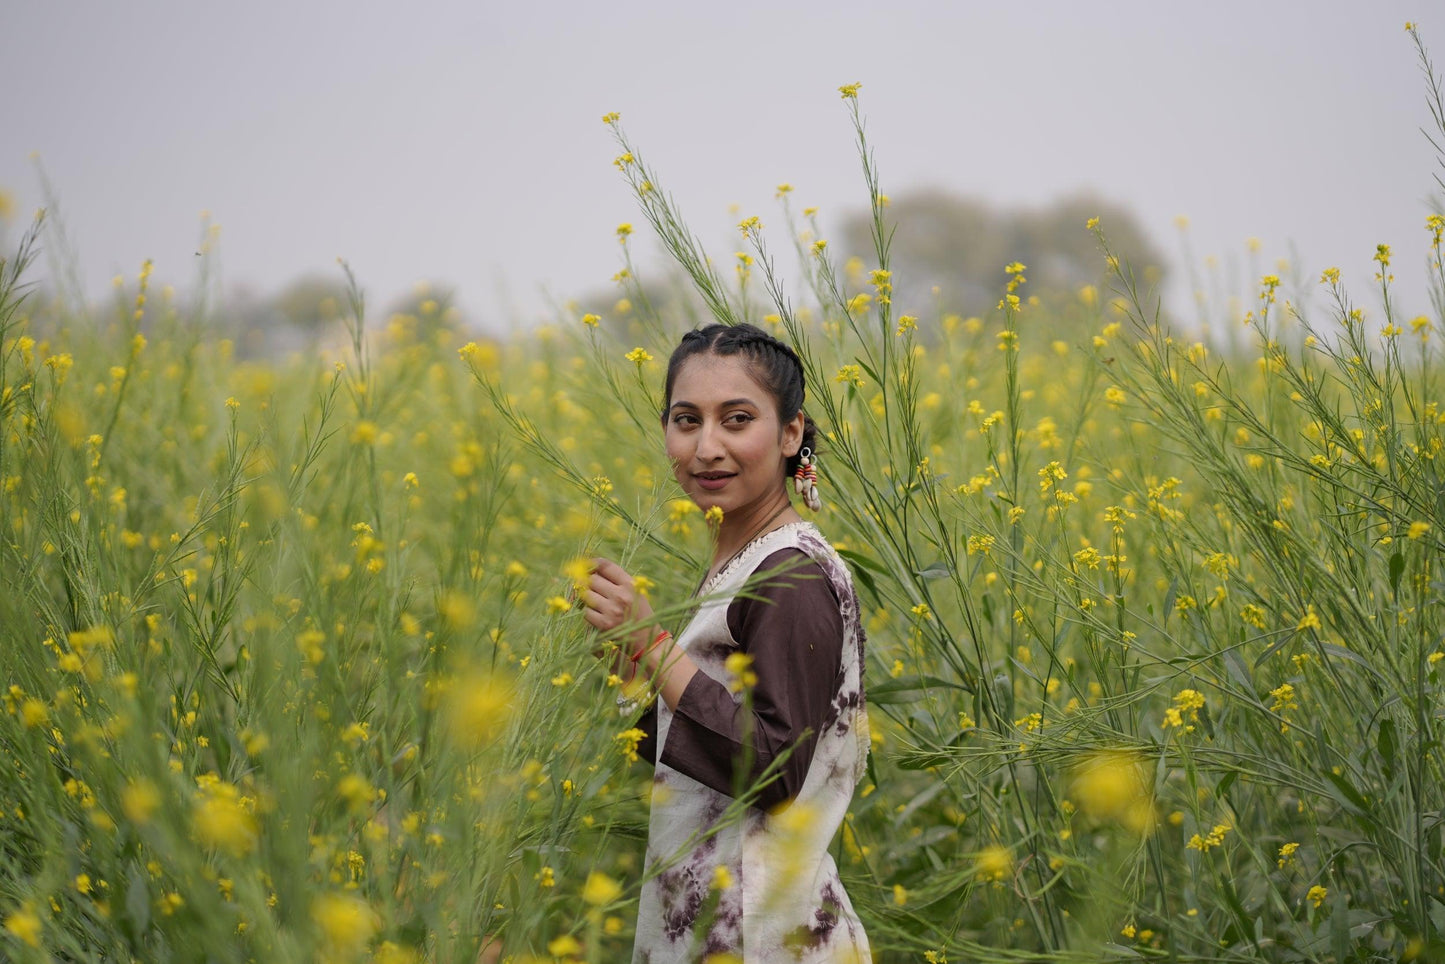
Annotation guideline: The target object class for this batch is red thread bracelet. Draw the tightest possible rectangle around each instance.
[629,629,671,663]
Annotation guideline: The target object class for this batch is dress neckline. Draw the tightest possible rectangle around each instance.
[693,520,815,600]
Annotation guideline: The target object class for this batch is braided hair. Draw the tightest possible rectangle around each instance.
[661,323,818,476]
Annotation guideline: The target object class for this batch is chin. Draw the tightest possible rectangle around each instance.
[689,492,727,514]
[678,480,728,514]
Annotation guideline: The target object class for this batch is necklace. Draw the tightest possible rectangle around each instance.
[694,502,797,598]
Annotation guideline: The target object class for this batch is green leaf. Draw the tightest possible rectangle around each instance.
[1323,769,1370,817]
[1378,718,1397,782]
[1224,648,1254,688]
[1220,879,1254,949]
[915,562,951,580]
[895,749,953,771]
[836,549,884,602]
[1253,631,1295,668]
[1389,551,1405,598]
[869,674,965,703]
[1319,643,1385,680]
[836,548,887,574]
[849,564,880,604]
[1330,885,1351,962]
[855,356,881,385]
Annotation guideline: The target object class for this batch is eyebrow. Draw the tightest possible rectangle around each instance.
[668,398,760,412]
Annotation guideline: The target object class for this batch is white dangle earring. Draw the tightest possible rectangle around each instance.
[793,447,821,511]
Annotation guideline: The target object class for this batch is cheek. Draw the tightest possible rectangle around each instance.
[663,428,690,465]
[741,432,784,473]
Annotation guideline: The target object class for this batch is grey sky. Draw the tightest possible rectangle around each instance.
[2,1,1437,335]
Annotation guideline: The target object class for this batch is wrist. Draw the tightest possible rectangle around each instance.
[629,628,671,664]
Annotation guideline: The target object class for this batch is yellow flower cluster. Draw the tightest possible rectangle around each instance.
[1186,823,1230,852]
[724,652,758,693]
[1162,689,1205,732]
[614,727,647,763]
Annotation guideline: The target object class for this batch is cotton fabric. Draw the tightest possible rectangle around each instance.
[627,522,870,962]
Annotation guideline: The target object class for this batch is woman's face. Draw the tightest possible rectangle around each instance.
[663,353,803,518]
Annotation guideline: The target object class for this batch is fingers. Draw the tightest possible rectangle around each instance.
[589,557,630,588]
[584,558,634,624]
[582,605,616,633]
[577,559,653,646]
[586,579,623,619]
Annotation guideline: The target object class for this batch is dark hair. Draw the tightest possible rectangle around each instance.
[661,323,819,476]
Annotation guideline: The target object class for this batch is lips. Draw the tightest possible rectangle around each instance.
[693,471,736,491]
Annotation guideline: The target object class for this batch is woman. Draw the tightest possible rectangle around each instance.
[582,323,871,962]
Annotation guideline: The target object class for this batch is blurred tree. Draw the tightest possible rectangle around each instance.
[271,275,349,332]
[383,280,466,345]
[224,275,348,359]
[223,276,474,359]
[838,190,1167,321]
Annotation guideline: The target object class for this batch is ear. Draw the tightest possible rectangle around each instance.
[781,411,805,458]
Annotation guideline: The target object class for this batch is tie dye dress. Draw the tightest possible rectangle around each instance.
[627,521,871,963]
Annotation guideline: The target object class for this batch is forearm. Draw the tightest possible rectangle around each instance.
[634,631,699,712]
[657,671,812,808]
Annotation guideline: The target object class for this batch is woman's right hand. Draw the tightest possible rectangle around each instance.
[581,557,697,706]
[581,557,656,659]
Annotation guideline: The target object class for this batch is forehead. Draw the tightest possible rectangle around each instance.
[670,353,775,406]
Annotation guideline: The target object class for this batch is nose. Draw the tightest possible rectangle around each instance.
[694,419,726,462]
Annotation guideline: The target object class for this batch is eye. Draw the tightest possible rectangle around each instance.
[724,412,756,427]
[670,413,700,427]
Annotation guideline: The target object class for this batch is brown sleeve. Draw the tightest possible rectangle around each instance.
[657,548,844,810]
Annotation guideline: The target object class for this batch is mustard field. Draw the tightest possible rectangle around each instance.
[4,32,1445,963]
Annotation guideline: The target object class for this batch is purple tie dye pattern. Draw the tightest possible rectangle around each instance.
[631,522,871,963]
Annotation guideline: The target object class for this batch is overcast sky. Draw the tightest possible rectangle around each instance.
[2,1,1438,336]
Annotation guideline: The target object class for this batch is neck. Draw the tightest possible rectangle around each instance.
[711,489,800,569]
